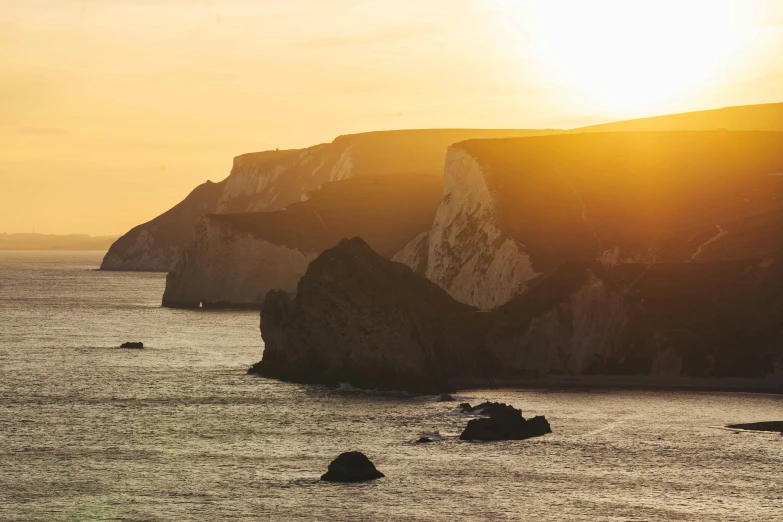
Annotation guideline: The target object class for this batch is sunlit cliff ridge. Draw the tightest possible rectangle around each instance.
[101,129,553,272]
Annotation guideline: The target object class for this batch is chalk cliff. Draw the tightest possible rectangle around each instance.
[400,131,783,308]
[101,180,226,272]
[101,129,553,271]
[162,174,443,308]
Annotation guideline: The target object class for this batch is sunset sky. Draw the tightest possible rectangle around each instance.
[3,0,783,235]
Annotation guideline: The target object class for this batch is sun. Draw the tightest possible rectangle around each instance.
[493,0,748,114]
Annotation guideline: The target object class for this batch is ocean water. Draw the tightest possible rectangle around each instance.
[1,250,781,521]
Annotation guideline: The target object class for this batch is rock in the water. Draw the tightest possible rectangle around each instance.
[119,342,143,349]
[459,402,551,441]
[726,421,783,433]
[320,452,384,482]
[436,393,455,402]
[460,401,515,416]
[416,436,433,443]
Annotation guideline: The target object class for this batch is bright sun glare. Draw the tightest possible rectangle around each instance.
[495,0,748,113]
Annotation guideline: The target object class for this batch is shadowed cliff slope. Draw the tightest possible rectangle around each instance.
[162,174,443,308]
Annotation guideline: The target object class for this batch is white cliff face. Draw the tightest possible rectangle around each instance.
[216,145,330,214]
[162,217,317,308]
[329,144,355,181]
[100,228,179,272]
[424,147,538,309]
[391,232,429,275]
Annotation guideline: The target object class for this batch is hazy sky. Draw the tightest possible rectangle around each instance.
[3,0,783,234]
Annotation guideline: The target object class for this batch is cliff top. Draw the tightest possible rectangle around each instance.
[572,102,783,133]
[454,131,783,271]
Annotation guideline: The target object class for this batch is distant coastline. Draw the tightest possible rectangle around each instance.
[0,233,117,251]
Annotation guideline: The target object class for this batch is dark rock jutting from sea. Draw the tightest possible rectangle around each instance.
[726,421,783,433]
[459,402,551,441]
[320,452,384,482]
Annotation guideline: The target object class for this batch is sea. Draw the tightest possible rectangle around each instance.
[1,250,781,521]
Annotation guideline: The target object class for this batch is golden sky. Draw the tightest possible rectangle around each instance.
[2,0,783,235]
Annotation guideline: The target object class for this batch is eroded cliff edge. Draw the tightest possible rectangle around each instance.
[162,174,443,308]
[252,238,783,393]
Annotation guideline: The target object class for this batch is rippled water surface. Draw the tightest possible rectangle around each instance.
[1,251,781,521]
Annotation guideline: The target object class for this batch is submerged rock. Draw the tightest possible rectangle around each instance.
[119,342,143,349]
[416,436,433,443]
[320,452,384,482]
[436,394,455,402]
[459,402,551,442]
